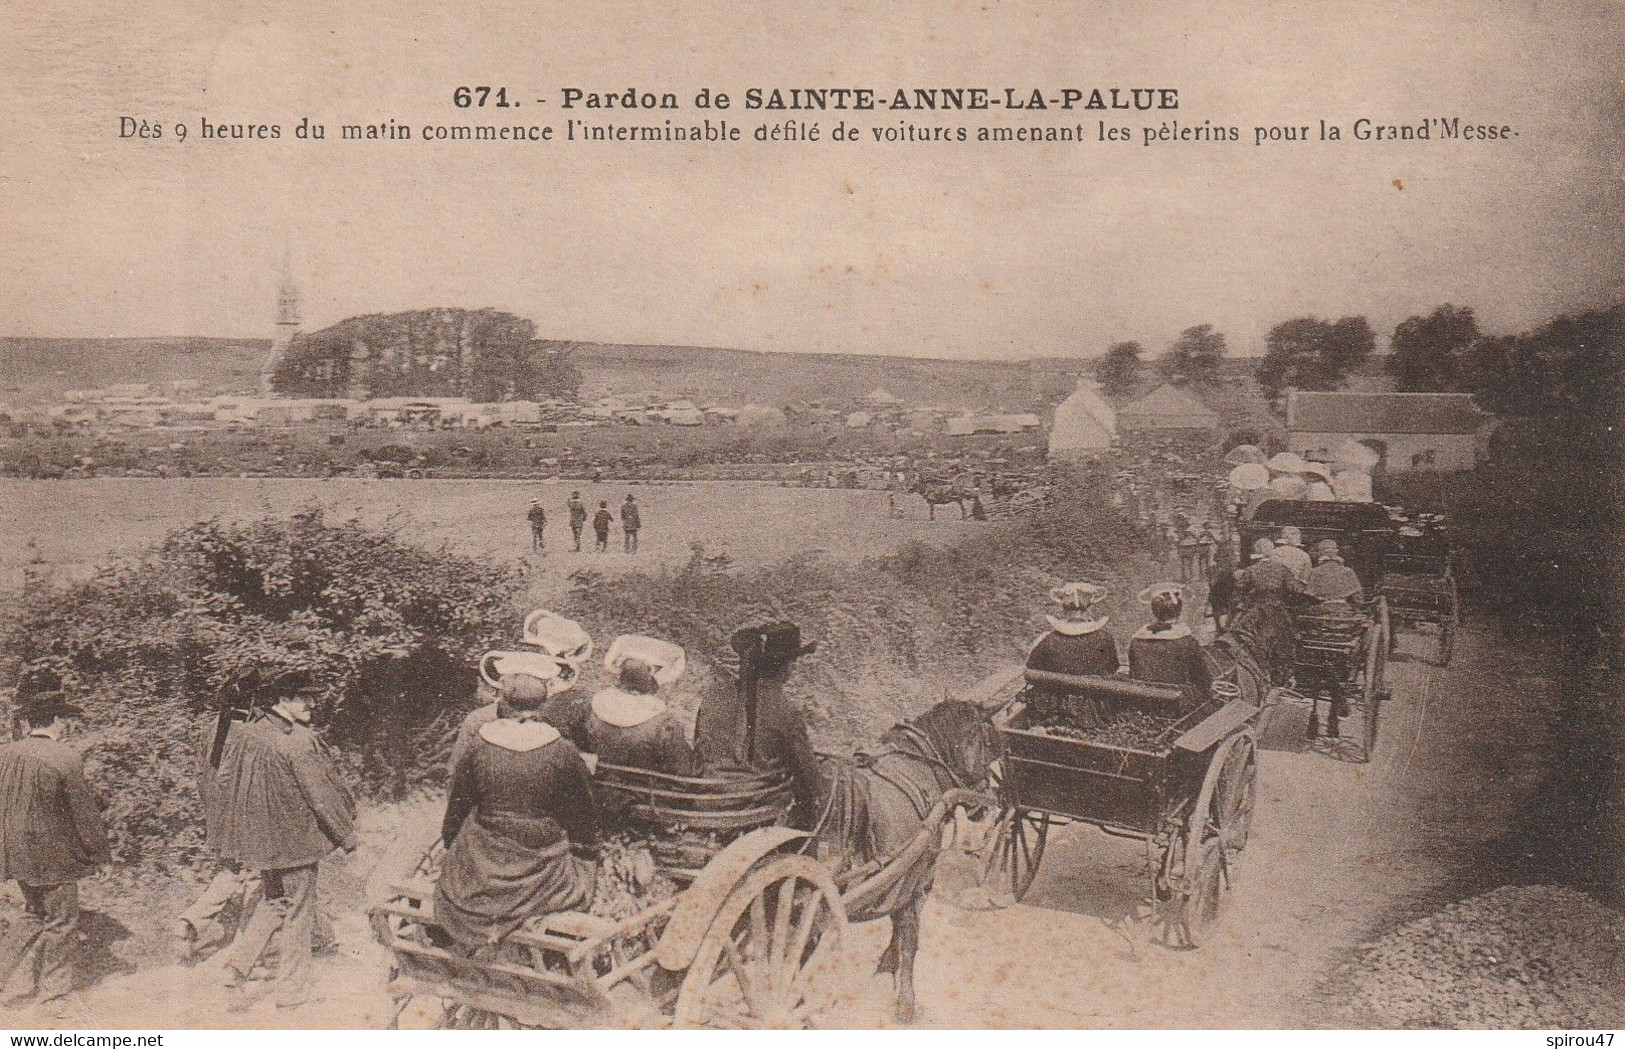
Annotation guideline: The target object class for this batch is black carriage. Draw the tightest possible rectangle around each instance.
[980,671,1260,947]
[1381,522,1459,665]
[1239,500,1393,761]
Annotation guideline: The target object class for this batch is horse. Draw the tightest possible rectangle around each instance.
[1204,601,1295,706]
[914,479,973,520]
[810,699,1000,1023]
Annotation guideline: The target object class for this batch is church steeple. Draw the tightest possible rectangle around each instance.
[261,244,302,394]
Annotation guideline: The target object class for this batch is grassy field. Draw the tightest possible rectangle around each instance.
[0,477,988,595]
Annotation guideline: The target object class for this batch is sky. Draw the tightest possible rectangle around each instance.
[1,0,1621,360]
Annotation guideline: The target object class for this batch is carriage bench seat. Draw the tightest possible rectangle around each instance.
[1022,670,1187,716]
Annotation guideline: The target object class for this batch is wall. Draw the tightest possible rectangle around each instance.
[1289,430,1479,472]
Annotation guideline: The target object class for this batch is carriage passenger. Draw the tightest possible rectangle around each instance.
[1129,584,1213,705]
[1025,582,1120,678]
[582,638,695,777]
[1308,539,1364,613]
[1270,526,1313,586]
[693,621,821,827]
[435,654,597,953]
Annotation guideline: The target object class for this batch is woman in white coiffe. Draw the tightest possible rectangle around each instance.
[580,635,695,776]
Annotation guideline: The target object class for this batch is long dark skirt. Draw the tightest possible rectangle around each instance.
[433,813,595,950]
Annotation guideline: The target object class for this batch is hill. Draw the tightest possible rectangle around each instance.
[2,336,1048,412]
[0,337,269,408]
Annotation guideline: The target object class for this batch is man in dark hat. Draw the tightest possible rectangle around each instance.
[526,499,547,551]
[213,674,355,1011]
[0,677,110,1015]
[567,491,588,552]
[693,621,821,826]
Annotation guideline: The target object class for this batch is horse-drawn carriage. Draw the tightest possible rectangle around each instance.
[370,706,997,1029]
[977,670,1260,947]
[1381,518,1459,665]
[1240,501,1393,760]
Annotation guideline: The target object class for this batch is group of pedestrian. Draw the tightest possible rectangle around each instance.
[0,668,355,1018]
[529,492,642,554]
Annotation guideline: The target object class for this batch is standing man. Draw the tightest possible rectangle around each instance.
[592,501,613,554]
[0,678,110,1016]
[214,675,355,1012]
[620,493,641,554]
[526,500,547,552]
[567,491,588,552]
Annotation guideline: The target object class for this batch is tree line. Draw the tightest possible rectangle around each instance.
[1090,302,1624,440]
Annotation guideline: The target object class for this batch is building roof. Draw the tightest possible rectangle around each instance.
[1286,391,1486,435]
[1118,384,1220,425]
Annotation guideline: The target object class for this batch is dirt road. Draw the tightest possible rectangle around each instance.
[11,616,1583,1030]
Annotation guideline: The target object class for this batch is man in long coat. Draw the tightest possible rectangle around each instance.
[0,684,110,1014]
[567,492,588,552]
[694,621,821,827]
[214,677,355,1010]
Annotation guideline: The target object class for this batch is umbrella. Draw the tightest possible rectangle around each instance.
[1228,463,1271,490]
[1268,474,1309,500]
[1223,444,1266,466]
[1266,451,1307,474]
[1332,439,1381,469]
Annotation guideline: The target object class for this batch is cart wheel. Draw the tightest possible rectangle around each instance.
[978,808,1049,903]
[1215,736,1258,855]
[674,854,847,1029]
[1170,838,1226,948]
[1438,621,1456,666]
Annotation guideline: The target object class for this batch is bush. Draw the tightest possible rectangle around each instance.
[1,510,525,870]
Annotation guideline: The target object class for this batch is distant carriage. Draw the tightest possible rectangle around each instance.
[1239,501,1394,761]
[1382,522,1460,665]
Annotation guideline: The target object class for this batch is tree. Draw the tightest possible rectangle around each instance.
[1095,341,1144,399]
[273,309,578,401]
[1157,325,1226,384]
[1387,305,1480,391]
[1257,315,1376,401]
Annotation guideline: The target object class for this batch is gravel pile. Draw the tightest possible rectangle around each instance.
[1351,885,1625,1028]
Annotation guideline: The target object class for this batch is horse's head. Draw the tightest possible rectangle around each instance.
[911,699,1003,791]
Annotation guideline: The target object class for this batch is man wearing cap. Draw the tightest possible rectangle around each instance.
[567,491,588,552]
[214,676,356,1011]
[1129,585,1213,705]
[1026,583,1120,679]
[592,501,613,554]
[0,678,110,1015]
[436,661,597,951]
[527,499,547,551]
[693,621,821,826]
[1308,539,1365,611]
[1271,527,1313,586]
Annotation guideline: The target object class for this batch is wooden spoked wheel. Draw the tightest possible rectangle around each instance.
[1172,838,1225,948]
[1164,734,1252,948]
[1214,736,1258,856]
[674,855,847,1029]
[979,807,1049,902]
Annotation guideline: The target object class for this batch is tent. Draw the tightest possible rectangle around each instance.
[1118,384,1220,431]
[1049,380,1116,457]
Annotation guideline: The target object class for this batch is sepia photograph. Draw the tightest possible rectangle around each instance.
[0,0,1621,1034]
